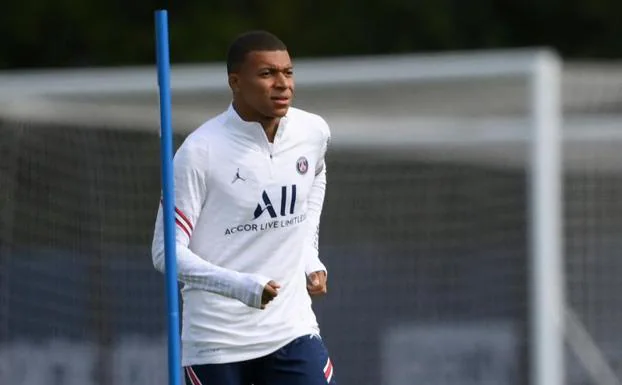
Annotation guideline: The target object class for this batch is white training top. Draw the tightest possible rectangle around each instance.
[151,104,330,366]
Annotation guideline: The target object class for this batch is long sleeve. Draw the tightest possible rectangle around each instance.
[151,141,269,309]
[303,168,327,274]
[303,127,331,275]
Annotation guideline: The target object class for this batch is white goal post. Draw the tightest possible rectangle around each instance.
[530,52,564,385]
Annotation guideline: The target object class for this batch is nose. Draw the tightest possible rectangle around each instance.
[274,72,289,89]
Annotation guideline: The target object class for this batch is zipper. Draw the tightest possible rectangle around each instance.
[261,128,275,180]
[268,142,274,179]
[260,121,282,180]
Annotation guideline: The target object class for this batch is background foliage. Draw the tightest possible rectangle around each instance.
[2,0,621,69]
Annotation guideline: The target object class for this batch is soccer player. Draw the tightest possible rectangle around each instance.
[151,30,336,385]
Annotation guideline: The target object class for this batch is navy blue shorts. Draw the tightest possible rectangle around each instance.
[184,334,337,385]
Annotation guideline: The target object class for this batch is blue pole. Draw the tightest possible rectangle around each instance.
[155,9,181,385]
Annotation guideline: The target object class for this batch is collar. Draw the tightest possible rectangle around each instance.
[224,103,289,137]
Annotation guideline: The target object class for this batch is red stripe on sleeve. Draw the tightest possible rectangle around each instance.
[175,207,194,231]
[175,218,191,238]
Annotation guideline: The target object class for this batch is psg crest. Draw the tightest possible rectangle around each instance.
[296,156,309,175]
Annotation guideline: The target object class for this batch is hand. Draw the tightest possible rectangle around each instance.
[261,280,281,309]
[307,271,327,296]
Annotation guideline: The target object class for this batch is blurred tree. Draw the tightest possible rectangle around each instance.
[1,0,621,69]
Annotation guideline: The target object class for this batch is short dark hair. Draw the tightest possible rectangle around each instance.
[226,30,288,74]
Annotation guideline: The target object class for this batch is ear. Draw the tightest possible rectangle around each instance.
[228,73,240,94]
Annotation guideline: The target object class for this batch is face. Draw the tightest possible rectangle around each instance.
[229,50,295,119]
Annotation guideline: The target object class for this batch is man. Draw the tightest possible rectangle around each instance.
[151,30,336,385]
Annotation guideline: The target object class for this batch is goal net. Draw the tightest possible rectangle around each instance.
[1,50,621,385]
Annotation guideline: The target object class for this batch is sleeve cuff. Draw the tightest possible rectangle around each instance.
[304,246,327,276]
[235,273,272,309]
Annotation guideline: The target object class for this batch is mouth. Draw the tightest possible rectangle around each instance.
[271,97,290,106]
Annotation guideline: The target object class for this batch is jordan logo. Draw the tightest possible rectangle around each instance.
[231,168,247,184]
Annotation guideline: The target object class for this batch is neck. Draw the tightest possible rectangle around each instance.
[232,100,279,142]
